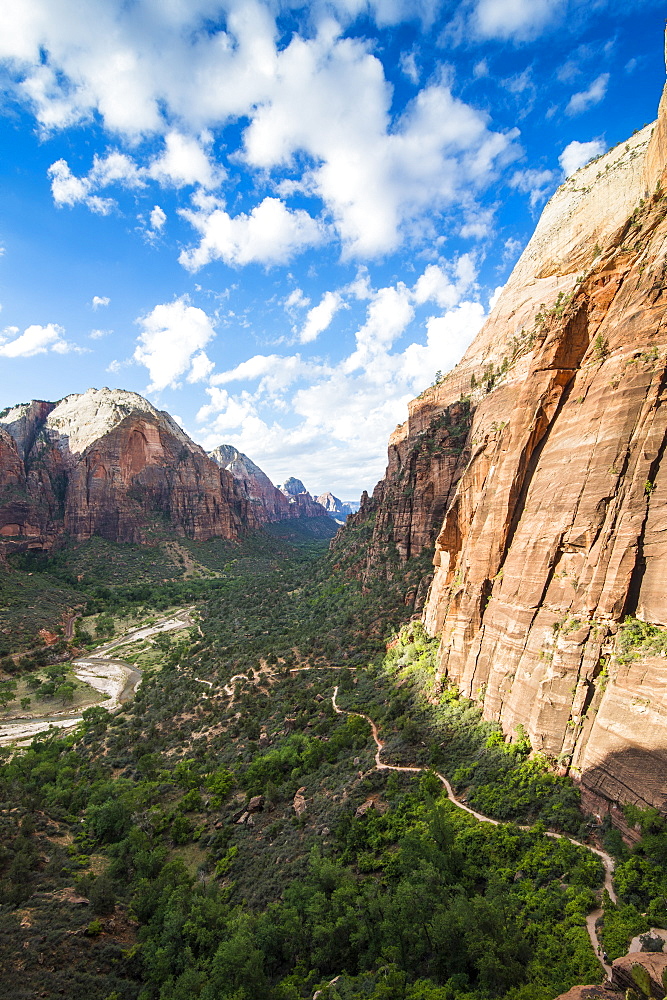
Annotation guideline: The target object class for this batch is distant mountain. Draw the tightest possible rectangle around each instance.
[210,447,332,526]
[278,476,307,496]
[0,388,333,556]
[316,492,357,523]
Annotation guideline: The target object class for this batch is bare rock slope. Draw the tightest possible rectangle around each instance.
[340,71,667,818]
[0,388,250,549]
[211,446,330,523]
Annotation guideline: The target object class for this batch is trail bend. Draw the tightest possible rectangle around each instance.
[331,684,617,977]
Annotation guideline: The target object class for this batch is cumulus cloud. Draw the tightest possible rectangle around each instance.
[299,291,344,344]
[179,196,325,269]
[194,269,488,494]
[566,73,609,116]
[4,2,521,260]
[559,138,606,176]
[133,295,216,392]
[47,159,115,213]
[150,205,166,231]
[48,140,217,216]
[243,42,519,257]
[413,256,476,310]
[148,131,221,189]
[92,295,110,310]
[0,322,79,357]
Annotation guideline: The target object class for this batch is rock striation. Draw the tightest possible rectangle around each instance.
[211,447,331,523]
[338,67,667,818]
[0,388,253,551]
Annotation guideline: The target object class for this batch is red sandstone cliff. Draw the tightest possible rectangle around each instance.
[0,388,253,550]
[210,447,331,523]
[337,70,667,818]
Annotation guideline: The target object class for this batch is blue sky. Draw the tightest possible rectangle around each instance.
[0,0,664,499]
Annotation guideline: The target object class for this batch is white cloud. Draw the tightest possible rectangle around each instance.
[400,49,419,84]
[150,205,166,231]
[284,288,310,313]
[0,322,78,357]
[413,257,476,310]
[133,295,216,392]
[89,150,143,188]
[299,291,343,344]
[148,131,221,189]
[566,73,609,116]
[4,3,520,261]
[194,282,488,494]
[509,167,557,207]
[559,138,606,177]
[240,31,518,258]
[90,328,111,339]
[179,196,325,270]
[472,0,565,41]
[47,159,114,214]
[92,295,110,310]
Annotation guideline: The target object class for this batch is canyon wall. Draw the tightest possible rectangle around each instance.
[343,77,667,817]
[210,445,331,524]
[0,388,256,550]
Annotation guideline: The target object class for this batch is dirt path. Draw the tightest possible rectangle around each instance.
[331,684,617,977]
[0,609,194,746]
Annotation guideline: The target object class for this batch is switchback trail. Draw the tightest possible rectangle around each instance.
[331,684,617,979]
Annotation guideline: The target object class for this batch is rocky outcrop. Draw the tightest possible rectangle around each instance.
[553,987,620,1000]
[210,444,290,522]
[340,66,667,817]
[211,447,331,524]
[611,953,667,998]
[277,478,330,519]
[316,492,354,521]
[0,388,252,551]
[330,399,472,605]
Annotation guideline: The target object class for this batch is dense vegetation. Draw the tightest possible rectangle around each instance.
[0,526,665,999]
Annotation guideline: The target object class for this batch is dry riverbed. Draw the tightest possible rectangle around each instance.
[0,608,194,746]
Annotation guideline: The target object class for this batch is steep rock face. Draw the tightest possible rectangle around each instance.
[0,388,250,550]
[277,477,330,519]
[342,71,667,816]
[210,444,288,522]
[211,446,330,523]
[422,104,667,817]
[331,399,472,599]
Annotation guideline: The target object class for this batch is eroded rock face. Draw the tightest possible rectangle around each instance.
[210,446,330,523]
[552,987,621,1000]
[611,953,667,998]
[340,73,667,817]
[0,388,249,551]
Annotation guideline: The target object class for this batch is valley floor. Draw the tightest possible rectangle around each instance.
[0,528,665,1000]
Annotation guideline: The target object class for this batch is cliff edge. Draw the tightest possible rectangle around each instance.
[340,64,667,820]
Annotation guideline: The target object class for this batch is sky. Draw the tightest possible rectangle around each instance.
[0,0,664,500]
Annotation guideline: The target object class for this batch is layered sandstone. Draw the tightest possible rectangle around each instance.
[0,388,250,550]
[341,69,667,816]
[210,446,330,523]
